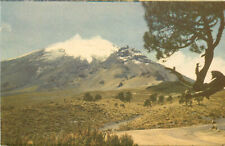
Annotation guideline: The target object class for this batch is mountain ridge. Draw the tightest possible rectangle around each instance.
[1,46,182,94]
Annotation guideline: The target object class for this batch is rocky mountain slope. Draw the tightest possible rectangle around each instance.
[1,46,178,93]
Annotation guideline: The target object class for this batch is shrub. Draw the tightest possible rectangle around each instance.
[149,93,157,103]
[99,80,105,85]
[194,96,204,105]
[179,96,185,104]
[158,95,164,104]
[83,93,93,101]
[167,96,173,103]
[125,91,132,102]
[106,134,121,146]
[178,93,192,106]
[106,133,136,146]
[116,92,124,100]
[95,94,102,101]
[12,128,138,146]
[144,99,151,107]
[116,92,132,102]
[120,104,125,108]
[120,134,135,146]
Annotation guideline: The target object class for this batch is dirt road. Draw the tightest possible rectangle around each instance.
[116,119,225,145]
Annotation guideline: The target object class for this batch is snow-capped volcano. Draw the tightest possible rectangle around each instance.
[1,42,179,94]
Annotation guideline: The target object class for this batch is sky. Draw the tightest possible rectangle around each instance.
[1,2,148,60]
[0,2,225,82]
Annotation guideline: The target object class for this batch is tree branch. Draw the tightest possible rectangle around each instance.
[164,67,193,88]
[202,16,214,47]
[213,13,225,49]
[188,71,225,98]
[174,33,198,49]
[195,63,200,76]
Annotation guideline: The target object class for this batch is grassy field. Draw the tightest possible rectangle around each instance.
[119,91,225,130]
[1,83,225,145]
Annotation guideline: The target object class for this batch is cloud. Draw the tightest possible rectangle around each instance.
[45,34,118,63]
[158,51,225,83]
[0,23,12,32]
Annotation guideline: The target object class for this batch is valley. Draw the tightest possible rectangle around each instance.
[2,85,225,145]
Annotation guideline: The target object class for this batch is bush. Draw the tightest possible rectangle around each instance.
[106,134,121,146]
[167,96,173,103]
[106,133,137,146]
[11,128,138,146]
[179,96,185,104]
[158,95,164,104]
[120,134,136,146]
[149,93,157,103]
[144,99,151,107]
[125,91,132,102]
[178,93,192,106]
[116,92,125,101]
[99,80,105,85]
[83,93,94,101]
[115,91,132,102]
[83,93,102,102]
[194,96,204,105]
[120,104,125,108]
[116,91,132,102]
[95,94,102,101]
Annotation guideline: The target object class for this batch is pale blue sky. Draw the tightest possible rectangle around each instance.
[0,2,224,61]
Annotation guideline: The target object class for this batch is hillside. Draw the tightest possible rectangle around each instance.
[146,81,189,94]
[1,46,179,95]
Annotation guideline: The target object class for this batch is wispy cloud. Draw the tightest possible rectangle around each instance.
[0,23,12,32]
[158,51,225,83]
[45,34,118,62]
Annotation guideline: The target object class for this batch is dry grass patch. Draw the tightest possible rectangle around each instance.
[119,90,225,130]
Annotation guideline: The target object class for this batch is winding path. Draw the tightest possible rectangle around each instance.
[100,115,141,131]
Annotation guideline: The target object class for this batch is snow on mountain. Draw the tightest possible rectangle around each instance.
[44,34,119,62]
[116,46,152,65]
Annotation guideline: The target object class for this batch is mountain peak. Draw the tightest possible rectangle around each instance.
[44,34,119,63]
[116,46,152,64]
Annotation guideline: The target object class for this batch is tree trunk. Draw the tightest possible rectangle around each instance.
[193,46,214,91]
[192,15,216,92]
